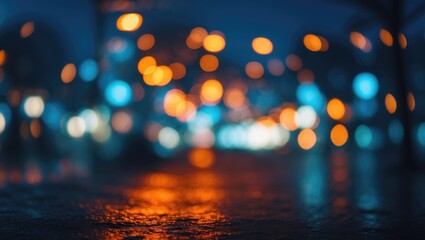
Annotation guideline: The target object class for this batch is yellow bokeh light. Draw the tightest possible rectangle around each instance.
[116,13,143,32]
[408,92,415,112]
[169,62,186,80]
[0,50,6,66]
[143,66,173,86]
[61,63,76,83]
[137,56,156,75]
[189,148,215,169]
[379,29,393,47]
[303,34,322,52]
[245,61,264,79]
[279,108,298,131]
[200,79,223,105]
[199,54,219,72]
[385,93,397,114]
[137,33,155,51]
[298,129,316,150]
[327,98,345,120]
[224,88,246,110]
[164,89,186,117]
[398,33,407,49]
[330,124,348,147]
[203,34,225,53]
[252,37,273,55]
[20,22,35,38]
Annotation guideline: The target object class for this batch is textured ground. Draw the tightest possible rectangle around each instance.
[1,151,425,239]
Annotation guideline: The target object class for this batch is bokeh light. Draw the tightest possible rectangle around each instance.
[379,29,393,47]
[385,93,397,114]
[105,80,132,107]
[66,116,86,138]
[353,72,379,100]
[188,148,215,169]
[298,129,316,150]
[0,113,6,134]
[20,21,34,38]
[116,13,143,32]
[203,34,225,53]
[330,124,348,147]
[327,98,345,120]
[61,63,77,83]
[158,127,180,149]
[303,34,322,52]
[245,61,264,79]
[267,59,285,76]
[252,37,273,55]
[23,96,44,118]
[279,107,298,131]
[200,79,223,105]
[169,62,186,80]
[200,54,219,72]
[137,33,155,51]
[79,59,98,82]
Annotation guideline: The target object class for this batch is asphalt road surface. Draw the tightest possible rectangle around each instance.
[1,150,425,239]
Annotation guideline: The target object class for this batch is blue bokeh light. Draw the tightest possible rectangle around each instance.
[105,80,132,107]
[79,59,98,82]
[353,72,379,100]
[296,83,325,111]
[418,123,425,146]
[388,119,404,144]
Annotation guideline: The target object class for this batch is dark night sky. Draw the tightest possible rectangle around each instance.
[1,0,425,68]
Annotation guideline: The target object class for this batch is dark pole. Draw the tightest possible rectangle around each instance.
[391,0,415,170]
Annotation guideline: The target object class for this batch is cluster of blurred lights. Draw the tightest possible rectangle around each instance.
[0,9,422,165]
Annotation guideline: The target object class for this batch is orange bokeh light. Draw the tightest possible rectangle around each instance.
[199,54,219,72]
[61,63,76,83]
[137,33,155,51]
[303,34,322,52]
[385,93,397,114]
[298,129,316,150]
[279,108,298,131]
[408,92,415,111]
[327,98,345,120]
[330,124,348,147]
[189,148,215,169]
[20,22,35,38]
[379,29,393,47]
[169,62,186,80]
[0,50,6,66]
[245,61,264,79]
[200,79,223,105]
[138,56,157,75]
[224,88,246,110]
[252,37,273,55]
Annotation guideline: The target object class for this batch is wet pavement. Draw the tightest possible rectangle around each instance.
[1,150,425,239]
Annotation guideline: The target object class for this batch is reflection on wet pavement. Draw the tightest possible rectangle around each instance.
[1,151,425,239]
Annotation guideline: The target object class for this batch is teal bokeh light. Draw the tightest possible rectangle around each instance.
[353,72,379,100]
[105,80,132,107]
